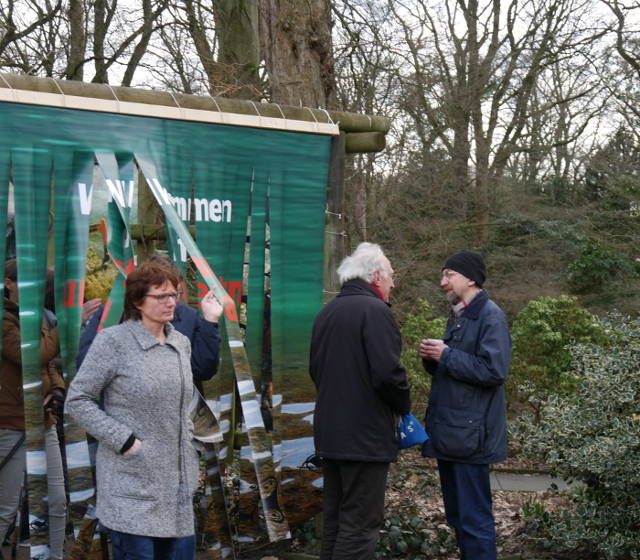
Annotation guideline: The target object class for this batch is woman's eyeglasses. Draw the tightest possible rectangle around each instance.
[145,292,180,303]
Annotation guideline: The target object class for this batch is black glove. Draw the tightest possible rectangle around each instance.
[44,391,65,421]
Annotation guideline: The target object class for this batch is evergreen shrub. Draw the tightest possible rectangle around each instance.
[400,299,446,407]
[567,243,638,294]
[510,295,608,412]
[375,462,456,559]
[514,313,640,559]
[376,514,456,559]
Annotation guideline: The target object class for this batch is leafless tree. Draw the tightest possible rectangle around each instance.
[65,0,85,80]
[0,0,62,74]
[137,7,209,94]
[168,0,263,99]
[603,0,640,77]
[599,0,640,140]
[384,0,608,243]
[90,0,169,85]
[333,0,404,242]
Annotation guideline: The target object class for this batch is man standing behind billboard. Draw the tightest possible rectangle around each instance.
[310,242,411,560]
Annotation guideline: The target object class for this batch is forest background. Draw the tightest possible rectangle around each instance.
[1,1,640,558]
[2,0,638,320]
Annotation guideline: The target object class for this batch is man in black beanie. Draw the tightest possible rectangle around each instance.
[418,250,511,560]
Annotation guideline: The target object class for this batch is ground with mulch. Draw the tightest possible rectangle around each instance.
[232,450,571,560]
[0,451,567,560]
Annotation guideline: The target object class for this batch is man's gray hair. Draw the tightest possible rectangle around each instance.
[337,242,389,284]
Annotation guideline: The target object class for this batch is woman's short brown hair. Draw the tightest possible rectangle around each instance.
[123,261,179,321]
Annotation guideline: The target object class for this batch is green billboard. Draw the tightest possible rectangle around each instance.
[0,92,334,558]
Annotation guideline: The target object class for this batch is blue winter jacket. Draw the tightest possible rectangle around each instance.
[422,290,510,464]
[76,302,220,382]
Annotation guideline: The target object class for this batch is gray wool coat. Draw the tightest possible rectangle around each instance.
[66,320,200,538]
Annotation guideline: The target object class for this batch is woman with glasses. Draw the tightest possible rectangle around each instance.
[66,261,219,559]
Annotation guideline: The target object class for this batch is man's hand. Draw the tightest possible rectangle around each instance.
[200,290,223,323]
[419,338,448,362]
[82,298,103,323]
[43,389,65,421]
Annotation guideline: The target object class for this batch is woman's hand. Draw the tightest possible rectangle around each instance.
[200,290,223,323]
[123,438,142,455]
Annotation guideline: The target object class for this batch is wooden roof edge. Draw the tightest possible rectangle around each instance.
[0,72,391,136]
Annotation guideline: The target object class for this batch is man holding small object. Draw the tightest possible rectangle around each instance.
[419,250,511,560]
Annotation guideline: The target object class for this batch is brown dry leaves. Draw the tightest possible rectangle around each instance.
[386,450,570,560]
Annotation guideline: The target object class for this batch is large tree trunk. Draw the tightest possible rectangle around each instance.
[183,0,261,99]
[213,0,262,99]
[449,111,472,220]
[92,0,110,83]
[259,0,337,108]
[121,0,159,87]
[65,0,85,81]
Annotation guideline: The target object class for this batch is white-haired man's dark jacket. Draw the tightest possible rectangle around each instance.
[310,279,411,462]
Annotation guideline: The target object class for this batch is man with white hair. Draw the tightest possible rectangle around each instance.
[310,242,411,560]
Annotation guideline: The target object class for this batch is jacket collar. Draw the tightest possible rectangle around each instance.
[338,278,391,306]
[124,319,179,350]
[459,289,489,320]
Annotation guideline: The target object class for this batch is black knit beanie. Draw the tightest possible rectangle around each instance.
[442,250,486,287]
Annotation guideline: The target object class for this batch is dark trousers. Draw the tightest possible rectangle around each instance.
[320,459,389,560]
[111,531,195,560]
[437,460,497,560]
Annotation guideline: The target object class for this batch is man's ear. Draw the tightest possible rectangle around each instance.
[372,270,381,284]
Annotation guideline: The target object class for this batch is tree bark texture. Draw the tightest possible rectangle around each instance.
[259,0,337,109]
[91,0,113,83]
[65,0,85,81]
[212,0,262,99]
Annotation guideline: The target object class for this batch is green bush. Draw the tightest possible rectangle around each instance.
[536,219,586,246]
[510,295,609,413]
[513,313,640,559]
[540,175,576,204]
[375,464,456,559]
[400,299,447,407]
[567,243,638,294]
[375,514,456,559]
